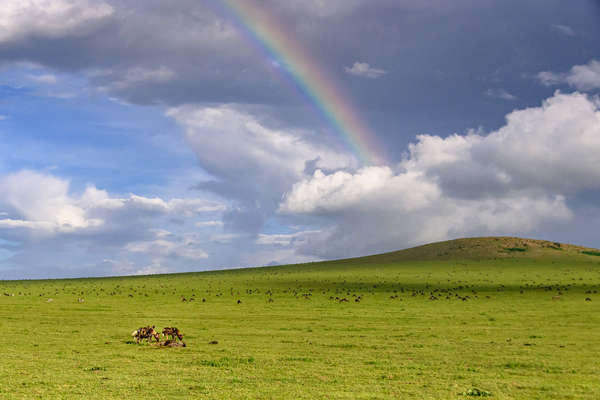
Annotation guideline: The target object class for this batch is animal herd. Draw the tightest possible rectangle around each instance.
[132,325,186,347]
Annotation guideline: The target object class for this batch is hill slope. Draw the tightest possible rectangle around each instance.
[326,236,600,266]
[1,236,599,399]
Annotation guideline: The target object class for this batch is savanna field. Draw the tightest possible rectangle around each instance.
[1,237,599,399]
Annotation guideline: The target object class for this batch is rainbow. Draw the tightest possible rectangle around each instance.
[211,0,385,166]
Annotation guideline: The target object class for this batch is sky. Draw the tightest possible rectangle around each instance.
[1,0,600,279]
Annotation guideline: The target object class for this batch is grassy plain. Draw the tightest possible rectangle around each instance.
[0,237,599,399]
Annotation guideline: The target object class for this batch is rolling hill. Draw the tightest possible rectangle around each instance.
[343,236,600,263]
[0,237,599,399]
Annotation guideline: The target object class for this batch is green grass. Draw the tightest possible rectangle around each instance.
[503,247,527,252]
[581,250,600,257]
[1,237,599,399]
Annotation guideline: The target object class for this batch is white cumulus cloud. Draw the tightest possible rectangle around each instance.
[552,24,575,37]
[0,170,222,276]
[538,60,600,91]
[0,170,101,234]
[483,88,517,100]
[166,104,355,224]
[280,91,600,258]
[345,62,387,79]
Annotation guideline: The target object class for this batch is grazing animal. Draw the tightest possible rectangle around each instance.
[162,327,184,342]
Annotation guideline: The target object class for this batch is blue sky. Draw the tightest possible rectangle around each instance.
[1,0,600,278]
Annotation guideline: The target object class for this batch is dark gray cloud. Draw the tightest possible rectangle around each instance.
[2,0,598,114]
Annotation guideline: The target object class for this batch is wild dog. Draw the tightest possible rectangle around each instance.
[132,326,148,343]
[162,327,183,342]
[132,325,160,343]
[147,326,160,342]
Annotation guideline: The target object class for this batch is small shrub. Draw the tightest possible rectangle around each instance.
[85,366,106,372]
[503,362,532,369]
[460,387,492,397]
[504,247,527,252]
[582,250,600,257]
